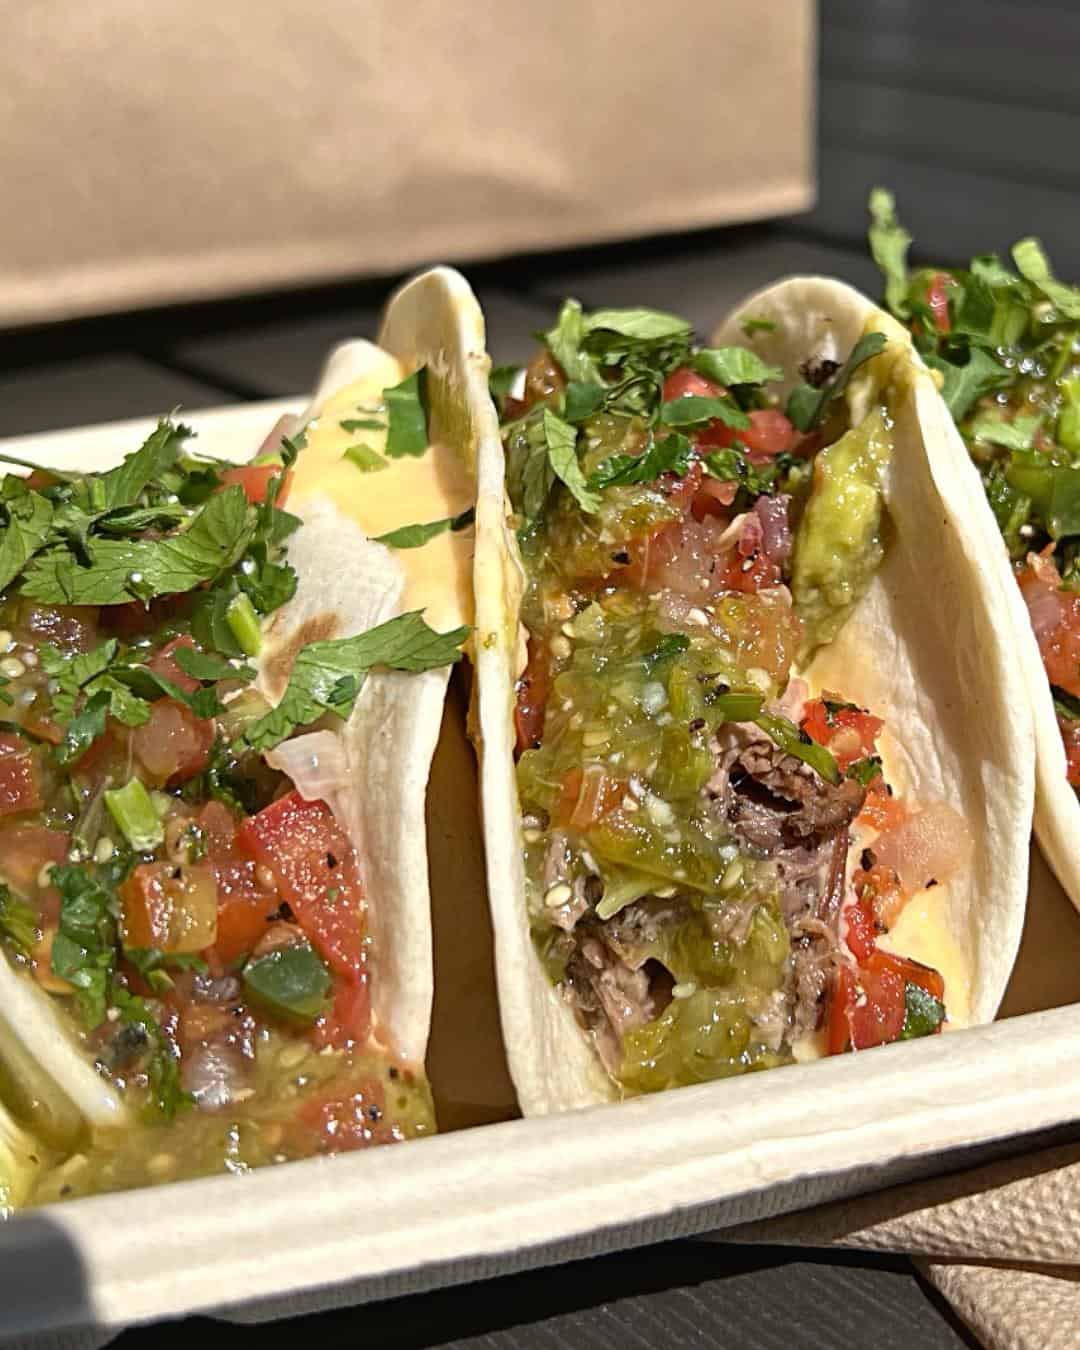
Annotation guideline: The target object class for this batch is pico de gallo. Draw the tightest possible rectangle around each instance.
[0,404,467,1203]
[870,189,1080,787]
[497,300,967,1092]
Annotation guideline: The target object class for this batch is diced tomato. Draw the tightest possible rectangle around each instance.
[192,803,283,968]
[100,594,191,641]
[828,950,946,1054]
[926,272,954,334]
[690,474,737,521]
[237,792,367,984]
[1019,555,1080,699]
[132,698,215,786]
[292,1077,399,1151]
[120,861,218,953]
[857,779,908,834]
[220,463,293,506]
[853,861,908,935]
[314,978,372,1051]
[662,368,722,403]
[844,892,878,964]
[801,698,883,771]
[662,368,737,450]
[22,697,63,746]
[24,469,60,491]
[720,548,782,594]
[662,457,703,511]
[148,636,201,695]
[0,734,40,817]
[558,765,624,830]
[523,348,567,410]
[740,409,796,459]
[0,825,68,912]
[514,637,551,754]
[1062,716,1080,788]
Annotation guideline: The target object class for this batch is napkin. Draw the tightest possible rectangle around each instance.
[723,1136,1080,1350]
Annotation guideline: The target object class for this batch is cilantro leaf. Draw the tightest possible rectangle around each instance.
[40,641,118,723]
[1004,454,1080,539]
[1012,238,1080,320]
[241,610,469,752]
[0,485,54,592]
[383,370,429,458]
[659,395,751,431]
[543,409,601,514]
[785,332,889,432]
[642,633,690,671]
[587,432,692,491]
[488,365,521,415]
[174,646,254,683]
[924,346,1012,421]
[21,485,253,605]
[563,382,608,423]
[703,448,776,497]
[741,317,777,336]
[56,689,111,767]
[544,300,599,384]
[373,508,475,549]
[968,410,1041,451]
[94,418,190,511]
[846,755,883,786]
[582,308,692,343]
[50,864,118,1027]
[691,347,783,387]
[868,186,912,317]
[0,884,37,955]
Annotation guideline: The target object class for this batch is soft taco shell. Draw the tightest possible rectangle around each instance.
[0,266,487,1180]
[473,276,1034,1115]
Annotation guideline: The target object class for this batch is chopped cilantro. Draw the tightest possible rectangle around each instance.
[383,369,429,458]
[373,507,475,549]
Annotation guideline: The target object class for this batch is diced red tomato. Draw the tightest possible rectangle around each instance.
[514,637,552,754]
[1062,716,1080,788]
[522,348,567,410]
[844,892,878,964]
[801,698,883,771]
[926,272,954,334]
[720,547,782,594]
[192,803,283,968]
[828,950,946,1054]
[740,409,796,459]
[558,765,624,830]
[147,636,201,695]
[237,792,367,984]
[292,1077,399,1151]
[853,861,908,935]
[0,734,41,817]
[132,699,215,786]
[1018,554,1080,699]
[120,861,219,953]
[22,697,63,746]
[857,779,908,834]
[690,474,737,521]
[0,825,68,917]
[662,368,737,450]
[220,463,293,506]
[314,978,372,1051]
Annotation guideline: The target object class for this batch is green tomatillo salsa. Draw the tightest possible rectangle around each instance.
[870,189,1080,789]
[498,301,960,1093]
[0,385,468,1204]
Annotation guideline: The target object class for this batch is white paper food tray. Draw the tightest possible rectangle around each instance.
[1,402,1078,1342]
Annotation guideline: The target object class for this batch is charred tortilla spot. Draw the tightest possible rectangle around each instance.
[263,612,339,696]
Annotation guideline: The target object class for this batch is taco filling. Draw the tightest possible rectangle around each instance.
[869,190,1080,791]
[0,358,470,1205]
[499,302,969,1093]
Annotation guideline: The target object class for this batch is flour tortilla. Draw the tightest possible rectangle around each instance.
[474,276,1034,1115]
[909,368,1080,917]
[0,266,485,1177]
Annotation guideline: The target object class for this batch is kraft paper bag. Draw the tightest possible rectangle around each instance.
[0,0,814,325]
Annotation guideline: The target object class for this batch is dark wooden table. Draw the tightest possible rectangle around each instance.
[0,217,984,1349]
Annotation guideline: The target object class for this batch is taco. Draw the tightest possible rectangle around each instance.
[0,266,485,1209]
[867,190,1080,916]
[474,285,1033,1113]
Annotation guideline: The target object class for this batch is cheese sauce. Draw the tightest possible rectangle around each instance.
[290,356,475,632]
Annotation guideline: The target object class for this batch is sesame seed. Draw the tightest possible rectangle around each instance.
[671,982,698,1000]
[93,838,114,864]
[686,608,708,625]
[544,882,573,909]
[20,650,37,668]
[0,657,25,679]
[523,827,542,843]
[721,858,744,890]
[550,635,572,660]
[621,795,639,812]
[645,796,675,827]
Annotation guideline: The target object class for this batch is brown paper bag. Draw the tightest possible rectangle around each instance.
[0,0,813,325]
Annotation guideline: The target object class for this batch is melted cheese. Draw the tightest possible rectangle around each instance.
[289,356,475,631]
[880,888,971,1029]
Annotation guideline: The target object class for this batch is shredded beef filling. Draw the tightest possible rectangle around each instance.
[553,721,866,1068]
